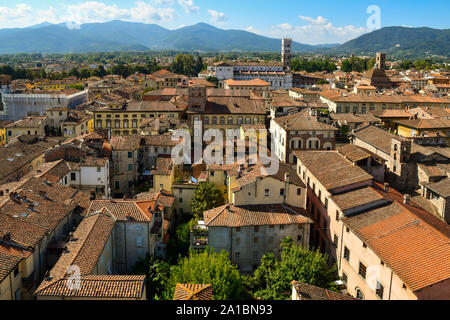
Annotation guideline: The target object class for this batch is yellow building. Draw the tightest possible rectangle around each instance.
[28,78,84,91]
[150,156,175,192]
[61,111,93,138]
[0,121,12,145]
[93,101,184,136]
[5,116,47,143]
[395,118,450,145]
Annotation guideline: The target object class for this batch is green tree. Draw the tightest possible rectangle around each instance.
[92,65,107,78]
[248,237,338,300]
[189,182,225,218]
[69,84,85,91]
[165,247,244,300]
[166,221,192,262]
[132,254,171,300]
[206,76,219,87]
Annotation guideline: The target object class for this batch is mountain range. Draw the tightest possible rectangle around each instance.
[0,20,448,58]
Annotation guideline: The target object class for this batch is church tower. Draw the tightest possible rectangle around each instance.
[282,38,292,71]
[375,52,386,71]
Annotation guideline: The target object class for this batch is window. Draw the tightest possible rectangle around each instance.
[359,262,367,279]
[253,237,259,244]
[254,226,259,233]
[236,227,241,232]
[97,167,101,172]
[376,282,384,299]
[128,152,132,158]
[115,181,120,190]
[297,234,302,242]
[346,226,350,233]
[265,189,269,197]
[279,225,284,230]
[204,117,210,125]
[210,171,215,177]
[344,247,350,261]
[235,252,240,259]
[297,188,301,196]
[14,266,19,277]
[128,164,133,171]
[71,173,76,181]
[280,188,285,196]
[333,234,339,247]
[356,288,364,300]
[324,197,328,209]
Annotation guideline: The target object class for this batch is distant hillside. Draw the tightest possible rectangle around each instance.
[331,26,450,58]
[0,21,316,54]
[0,22,447,59]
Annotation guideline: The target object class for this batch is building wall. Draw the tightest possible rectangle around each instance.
[208,223,310,274]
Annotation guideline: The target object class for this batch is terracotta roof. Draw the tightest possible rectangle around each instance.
[337,144,371,162]
[204,204,311,228]
[291,281,356,300]
[143,135,179,147]
[201,97,266,115]
[294,151,373,191]
[151,156,173,176]
[88,200,153,222]
[395,118,450,130]
[342,183,450,292]
[274,109,338,131]
[352,125,406,154]
[173,284,213,300]
[35,275,146,299]
[332,186,386,211]
[111,135,141,151]
[35,210,116,296]
[422,178,450,198]
[331,113,380,124]
[0,248,23,282]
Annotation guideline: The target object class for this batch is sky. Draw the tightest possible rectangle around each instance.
[0,0,448,45]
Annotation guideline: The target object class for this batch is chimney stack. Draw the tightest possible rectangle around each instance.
[403,194,411,205]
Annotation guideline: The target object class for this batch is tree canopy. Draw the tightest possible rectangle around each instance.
[164,247,244,300]
[244,237,338,300]
[189,182,225,218]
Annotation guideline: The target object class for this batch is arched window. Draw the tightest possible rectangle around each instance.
[238,117,243,125]
[245,117,251,124]
[356,288,364,300]
[228,117,233,125]
[253,117,258,124]
[291,140,295,149]
[212,117,218,125]
[297,140,302,149]
[204,117,210,125]
[220,117,225,125]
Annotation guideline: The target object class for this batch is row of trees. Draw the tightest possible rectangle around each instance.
[397,58,449,71]
[341,56,376,72]
[291,58,337,73]
[132,238,337,300]
[170,54,206,77]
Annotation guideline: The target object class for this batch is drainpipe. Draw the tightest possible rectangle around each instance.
[339,221,345,273]
[388,268,394,300]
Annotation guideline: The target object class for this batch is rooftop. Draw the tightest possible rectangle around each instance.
[204,204,311,228]
[294,151,373,191]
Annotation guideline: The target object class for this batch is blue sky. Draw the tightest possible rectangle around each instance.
[0,0,448,44]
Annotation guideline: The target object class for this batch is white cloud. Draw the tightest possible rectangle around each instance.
[0,1,176,28]
[208,9,227,26]
[177,0,199,14]
[269,15,368,45]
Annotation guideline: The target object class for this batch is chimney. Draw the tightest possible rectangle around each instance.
[384,183,389,192]
[403,194,411,205]
[2,232,11,242]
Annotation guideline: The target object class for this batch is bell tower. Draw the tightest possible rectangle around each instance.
[375,52,386,71]
[282,38,292,72]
